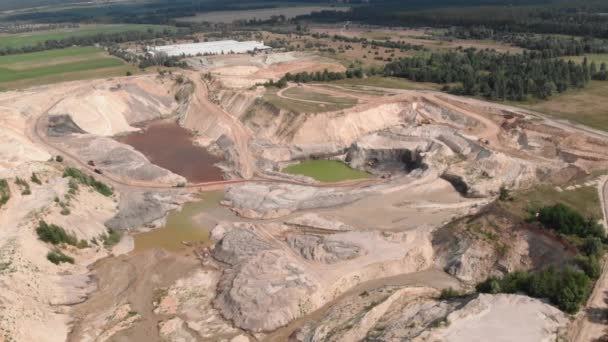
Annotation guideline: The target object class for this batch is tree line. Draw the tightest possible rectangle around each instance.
[311,33,427,52]
[0,28,185,56]
[263,67,369,88]
[447,27,608,58]
[299,0,608,40]
[384,49,605,101]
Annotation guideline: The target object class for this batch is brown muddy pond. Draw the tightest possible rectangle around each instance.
[118,121,223,183]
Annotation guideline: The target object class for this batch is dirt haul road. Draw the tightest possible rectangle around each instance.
[570,176,608,342]
[27,95,377,194]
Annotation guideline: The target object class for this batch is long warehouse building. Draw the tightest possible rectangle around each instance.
[149,40,271,57]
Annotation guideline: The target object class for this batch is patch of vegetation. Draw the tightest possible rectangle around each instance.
[283,160,370,183]
[384,50,602,101]
[47,249,74,265]
[36,220,78,246]
[14,177,31,195]
[518,81,608,132]
[438,287,466,300]
[498,186,513,202]
[0,47,136,90]
[30,172,41,185]
[537,203,605,240]
[0,179,10,208]
[63,167,113,197]
[55,155,63,162]
[574,255,601,280]
[101,228,122,248]
[332,76,442,91]
[582,237,603,257]
[500,184,602,222]
[477,267,591,313]
[283,87,358,106]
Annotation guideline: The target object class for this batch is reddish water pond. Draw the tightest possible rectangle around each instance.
[118,121,224,183]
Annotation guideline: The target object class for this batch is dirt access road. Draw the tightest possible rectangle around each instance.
[571,176,608,342]
[27,91,376,194]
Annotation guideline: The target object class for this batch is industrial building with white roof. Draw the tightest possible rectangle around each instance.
[149,40,271,57]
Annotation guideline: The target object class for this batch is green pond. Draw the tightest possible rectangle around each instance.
[133,191,223,253]
[282,160,370,183]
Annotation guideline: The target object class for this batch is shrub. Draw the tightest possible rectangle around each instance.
[102,229,121,248]
[0,179,10,207]
[498,186,512,201]
[30,172,41,185]
[582,237,603,257]
[77,239,89,249]
[575,255,601,279]
[537,203,605,239]
[439,287,465,300]
[15,177,31,195]
[477,266,591,313]
[476,277,502,294]
[55,155,63,162]
[36,220,78,246]
[47,249,74,265]
[63,167,113,197]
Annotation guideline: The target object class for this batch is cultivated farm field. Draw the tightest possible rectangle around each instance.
[0,24,174,50]
[0,46,137,89]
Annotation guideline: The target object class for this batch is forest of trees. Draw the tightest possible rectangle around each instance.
[300,1,608,39]
[447,27,608,58]
[384,50,606,101]
[311,33,427,52]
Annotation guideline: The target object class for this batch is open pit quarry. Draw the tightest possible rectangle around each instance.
[1,51,608,342]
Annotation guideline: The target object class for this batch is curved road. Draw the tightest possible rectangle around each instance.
[28,94,377,194]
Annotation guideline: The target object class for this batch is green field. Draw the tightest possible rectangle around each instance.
[515,81,608,132]
[283,87,358,105]
[561,54,608,65]
[0,46,137,89]
[283,160,370,182]
[501,183,602,220]
[332,76,442,91]
[264,87,357,114]
[0,24,174,50]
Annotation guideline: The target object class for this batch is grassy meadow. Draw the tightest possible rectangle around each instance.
[515,81,608,132]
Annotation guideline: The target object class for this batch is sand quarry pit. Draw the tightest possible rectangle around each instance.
[117,121,225,183]
[1,51,608,342]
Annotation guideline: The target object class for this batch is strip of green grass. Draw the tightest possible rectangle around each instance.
[0,58,124,82]
[263,93,354,114]
[0,24,174,49]
[283,87,358,105]
[283,160,370,182]
[0,46,99,66]
[332,76,441,90]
